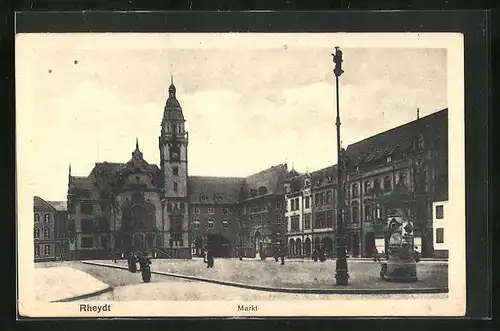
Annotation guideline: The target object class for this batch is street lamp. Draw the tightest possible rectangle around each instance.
[332,46,349,285]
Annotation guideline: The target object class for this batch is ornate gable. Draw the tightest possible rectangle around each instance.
[116,139,161,191]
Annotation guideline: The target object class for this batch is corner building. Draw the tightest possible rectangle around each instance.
[67,79,292,259]
[345,109,448,258]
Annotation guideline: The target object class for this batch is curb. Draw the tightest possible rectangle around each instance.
[81,261,448,295]
[52,286,114,303]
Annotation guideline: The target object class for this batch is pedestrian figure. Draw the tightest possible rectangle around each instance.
[206,250,214,268]
[318,247,326,262]
[138,251,152,283]
[312,248,318,262]
[280,254,285,265]
[127,252,137,273]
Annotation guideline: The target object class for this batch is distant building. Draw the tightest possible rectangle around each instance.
[237,165,288,258]
[309,166,337,257]
[33,197,68,262]
[283,167,304,256]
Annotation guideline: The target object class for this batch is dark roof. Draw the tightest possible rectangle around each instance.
[70,159,163,194]
[244,164,289,196]
[33,196,56,212]
[284,168,300,181]
[70,176,94,190]
[346,109,448,167]
[47,201,67,212]
[311,165,337,181]
[163,83,185,122]
[188,176,245,204]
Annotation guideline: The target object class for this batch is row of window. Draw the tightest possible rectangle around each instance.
[288,212,333,231]
[34,244,51,256]
[351,203,383,223]
[192,206,231,215]
[34,213,51,223]
[285,195,315,212]
[34,227,51,239]
[192,219,229,230]
[351,172,407,198]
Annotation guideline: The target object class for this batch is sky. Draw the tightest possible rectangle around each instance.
[16,33,447,201]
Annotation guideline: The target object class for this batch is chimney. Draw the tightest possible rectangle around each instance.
[284,163,288,170]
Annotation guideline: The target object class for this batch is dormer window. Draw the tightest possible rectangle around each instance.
[258,186,268,195]
[327,176,333,183]
[316,179,321,186]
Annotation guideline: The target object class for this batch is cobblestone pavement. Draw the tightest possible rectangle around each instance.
[35,260,448,301]
[88,257,448,290]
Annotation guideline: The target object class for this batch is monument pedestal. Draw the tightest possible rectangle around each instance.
[380,246,418,282]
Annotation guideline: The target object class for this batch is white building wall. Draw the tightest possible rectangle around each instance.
[432,201,449,252]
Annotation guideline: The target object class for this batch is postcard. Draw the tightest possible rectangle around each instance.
[16,32,465,317]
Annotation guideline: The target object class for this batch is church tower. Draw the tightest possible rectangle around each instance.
[159,76,190,258]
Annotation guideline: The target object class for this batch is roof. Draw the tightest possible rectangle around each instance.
[188,176,245,204]
[346,109,448,167]
[70,176,95,190]
[46,201,67,212]
[163,82,185,122]
[70,156,162,194]
[244,164,289,196]
[33,196,56,212]
[311,165,337,181]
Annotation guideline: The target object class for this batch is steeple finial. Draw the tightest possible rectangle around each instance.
[170,63,174,85]
[135,137,139,151]
[417,108,420,119]
[69,163,72,177]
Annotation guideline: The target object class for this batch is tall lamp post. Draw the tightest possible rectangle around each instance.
[333,46,349,285]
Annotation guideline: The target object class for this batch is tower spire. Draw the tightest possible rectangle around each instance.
[135,137,139,151]
[170,63,174,85]
[417,108,420,120]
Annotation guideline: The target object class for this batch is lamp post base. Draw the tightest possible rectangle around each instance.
[335,258,349,285]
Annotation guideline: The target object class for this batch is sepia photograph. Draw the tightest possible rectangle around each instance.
[16,32,465,317]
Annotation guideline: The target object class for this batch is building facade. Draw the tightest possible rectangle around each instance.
[34,197,68,262]
[344,109,448,258]
[310,166,337,257]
